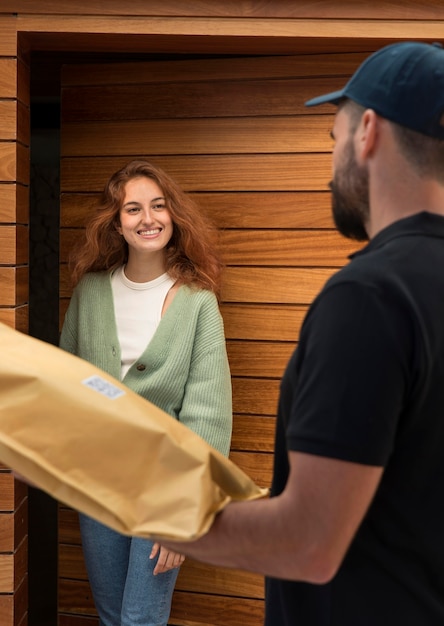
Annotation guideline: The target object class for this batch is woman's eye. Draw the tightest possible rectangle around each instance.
[153,204,166,211]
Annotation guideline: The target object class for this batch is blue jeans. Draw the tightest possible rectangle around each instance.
[79,514,180,626]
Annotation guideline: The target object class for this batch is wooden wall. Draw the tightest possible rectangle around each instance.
[58,52,361,626]
[0,13,30,626]
[0,2,443,626]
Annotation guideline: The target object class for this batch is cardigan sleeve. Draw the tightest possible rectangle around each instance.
[59,286,79,355]
[177,296,233,457]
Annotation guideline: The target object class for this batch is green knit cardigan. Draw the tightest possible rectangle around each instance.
[59,272,233,457]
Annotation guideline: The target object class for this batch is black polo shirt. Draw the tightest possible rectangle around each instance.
[266,212,444,625]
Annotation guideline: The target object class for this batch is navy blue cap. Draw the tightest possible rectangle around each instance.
[305,41,444,140]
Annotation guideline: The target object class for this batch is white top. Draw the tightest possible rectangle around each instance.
[111,266,175,379]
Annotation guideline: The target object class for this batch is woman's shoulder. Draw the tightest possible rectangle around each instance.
[178,284,218,307]
[76,270,111,291]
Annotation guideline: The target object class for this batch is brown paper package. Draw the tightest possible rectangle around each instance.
[0,323,267,541]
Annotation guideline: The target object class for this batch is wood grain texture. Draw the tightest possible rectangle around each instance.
[61,116,334,155]
[0,266,28,306]
[231,415,275,453]
[59,227,356,268]
[0,59,18,99]
[61,52,365,86]
[5,0,444,19]
[0,225,28,264]
[61,154,331,192]
[0,537,27,593]
[0,501,27,552]
[57,46,363,626]
[0,305,29,333]
[16,14,444,44]
[60,191,334,229]
[0,575,27,625]
[222,267,335,305]
[0,101,17,140]
[232,378,280,416]
[62,79,341,122]
[227,340,294,379]
[221,304,307,341]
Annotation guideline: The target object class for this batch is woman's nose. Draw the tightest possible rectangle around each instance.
[140,208,153,223]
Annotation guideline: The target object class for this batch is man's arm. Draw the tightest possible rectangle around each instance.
[165,450,383,583]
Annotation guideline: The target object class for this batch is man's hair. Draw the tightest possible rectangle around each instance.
[391,125,444,183]
[342,99,444,183]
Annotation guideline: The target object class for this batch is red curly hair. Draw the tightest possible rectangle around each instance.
[69,160,223,297]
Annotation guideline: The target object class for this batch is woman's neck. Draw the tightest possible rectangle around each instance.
[124,252,167,283]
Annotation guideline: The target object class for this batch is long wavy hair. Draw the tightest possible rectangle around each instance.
[69,160,224,297]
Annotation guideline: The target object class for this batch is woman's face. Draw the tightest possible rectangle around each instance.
[117,176,174,258]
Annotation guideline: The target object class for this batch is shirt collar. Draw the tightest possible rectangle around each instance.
[350,211,444,260]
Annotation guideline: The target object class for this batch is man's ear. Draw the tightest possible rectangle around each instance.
[357,109,378,161]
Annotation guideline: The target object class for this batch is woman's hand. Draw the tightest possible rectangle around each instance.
[150,542,185,575]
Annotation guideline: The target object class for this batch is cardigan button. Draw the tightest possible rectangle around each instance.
[136,363,146,371]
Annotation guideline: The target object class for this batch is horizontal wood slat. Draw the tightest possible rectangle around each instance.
[60,191,334,229]
[227,340,294,379]
[62,78,342,122]
[61,155,331,192]
[222,267,334,304]
[0,267,28,306]
[0,101,17,140]
[5,0,444,19]
[0,575,27,626]
[0,500,27,552]
[0,143,29,186]
[170,589,264,626]
[0,514,16,552]
[0,18,17,57]
[59,228,356,267]
[58,578,95,614]
[221,304,306,341]
[229,451,272,488]
[0,305,29,333]
[232,378,280,416]
[0,537,27,593]
[61,116,334,156]
[231,415,275,453]
[0,475,18,513]
[59,617,98,626]
[0,184,28,224]
[58,590,265,626]
[195,191,334,229]
[0,59,18,98]
[61,52,365,86]
[220,229,358,267]
[176,559,263,599]
[17,14,442,45]
[0,225,28,265]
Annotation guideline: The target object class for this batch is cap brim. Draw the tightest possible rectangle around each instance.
[305,89,345,107]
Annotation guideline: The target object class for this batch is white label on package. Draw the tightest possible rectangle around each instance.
[82,375,126,399]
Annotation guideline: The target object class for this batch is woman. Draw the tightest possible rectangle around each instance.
[60,159,233,626]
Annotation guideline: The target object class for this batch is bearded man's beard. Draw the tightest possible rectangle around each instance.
[329,139,370,242]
